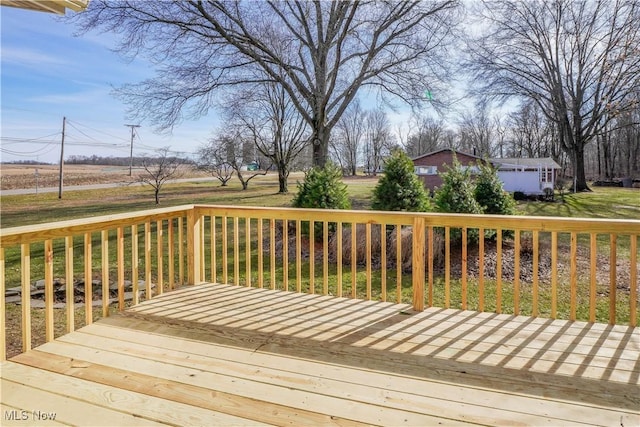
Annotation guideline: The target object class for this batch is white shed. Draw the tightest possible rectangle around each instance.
[490,157,562,195]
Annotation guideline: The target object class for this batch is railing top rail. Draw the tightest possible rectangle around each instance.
[0,204,194,247]
[193,205,640,235]
[2,204,638,248]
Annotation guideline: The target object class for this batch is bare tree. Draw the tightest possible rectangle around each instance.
[331,99,365,176]
[194,144,234,187]
[139,147,183,204]
[493,115,507,158]
[202,134,269,191]
[466,0,640,191]
[405,115,446,157]
[68,0,459,168]
[613,107,640,178]
[457,101,495,157]
[229,81,308,193]
[363,108,394,175]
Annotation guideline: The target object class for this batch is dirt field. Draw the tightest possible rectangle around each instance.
[0,164,206,190]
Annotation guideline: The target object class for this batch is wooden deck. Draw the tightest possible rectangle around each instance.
[1,283,639,426]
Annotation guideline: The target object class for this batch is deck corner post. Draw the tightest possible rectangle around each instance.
[412,216,426,311]
[187,207,203,285]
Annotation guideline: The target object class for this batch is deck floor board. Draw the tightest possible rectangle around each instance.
[2,283,639,426]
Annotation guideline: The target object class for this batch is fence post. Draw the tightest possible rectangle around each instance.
[412,217,426,311]
[187,207,202,285]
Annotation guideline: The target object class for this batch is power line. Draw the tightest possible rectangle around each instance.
[0,133,61,144]
[66,119,130,143]
[0,144,59,157]
[66,121,109,145]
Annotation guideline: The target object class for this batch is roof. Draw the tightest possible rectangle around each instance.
[0,0,88,14]
[490,157,561,169]
[410,148,485,162]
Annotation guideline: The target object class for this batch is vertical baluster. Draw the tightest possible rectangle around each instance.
[258,218,263,289]
[131,225,139,306]
[296,219,301,293]
[44,239,54,342]
[283,219,288,291]
[211,216,217,283]
[309,221,315,294]
[246,218,252,287]
[609,234,617,325]
[589,233,597,323]
[428,226,434,307]
[396,225,401,304]
[234,217,240,285]
[381,224,387,302]
[496,229,502,314]
[366,223,372,300]
[84,233,93,324]
[102,230,109,317]
[478,228,485,312]
[145,222,152,299]
[157,220,164,295]
[629,235,637,327]
[461,228,467,310]
[117,227,125,310]
[569,232,577,321]
[351,222,357,299]
[324,221,329,296]
[65,236,74,333]
[337,222,343,297]
[445,227,450,309]
[168,218,175,290]
[551,231,557,318]
[532,230,539,317]
[269,218,275,289]
[223,216,229,284]
[178,217,184,284]
[21,243,31,352]
[199,218,205,283]
[514,230,521,316]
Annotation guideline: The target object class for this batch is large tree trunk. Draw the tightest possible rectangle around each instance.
[278,167,289,194]
[312,120,329,168]
[571,143,590,192]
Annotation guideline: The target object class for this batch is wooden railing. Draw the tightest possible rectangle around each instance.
[1,204,638,360]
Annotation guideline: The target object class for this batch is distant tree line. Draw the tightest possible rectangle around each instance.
[65,155,194,167]
[2,160,50,165]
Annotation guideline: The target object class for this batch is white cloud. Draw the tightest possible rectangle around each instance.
[1,46,70,69]
[26,88,109,105]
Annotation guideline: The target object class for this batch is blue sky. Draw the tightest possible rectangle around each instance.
[1,6,216,163]
[0,5,473,165]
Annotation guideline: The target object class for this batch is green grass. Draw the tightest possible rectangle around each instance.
[517,187,640,220]
[0,177,293,228]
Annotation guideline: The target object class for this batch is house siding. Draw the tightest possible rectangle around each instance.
[413,150,485,190]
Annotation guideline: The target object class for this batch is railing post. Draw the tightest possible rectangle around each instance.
[187,208,202,285]
[412,217,426,311]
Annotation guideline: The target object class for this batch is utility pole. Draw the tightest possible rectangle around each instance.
[125,124,141,176]
[58,116,66,199]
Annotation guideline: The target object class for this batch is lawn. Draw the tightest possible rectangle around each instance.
[517,186,640,220]
[2,174,638,228]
